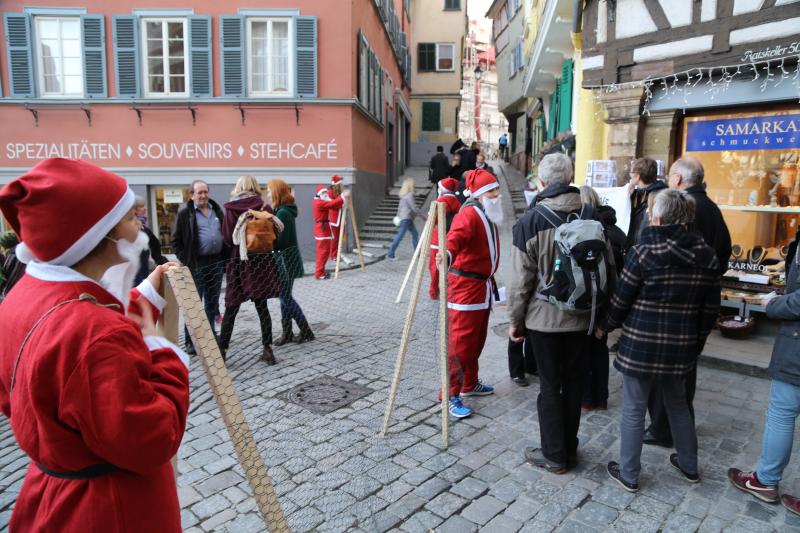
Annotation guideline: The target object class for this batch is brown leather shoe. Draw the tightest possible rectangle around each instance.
[261,346,277,365]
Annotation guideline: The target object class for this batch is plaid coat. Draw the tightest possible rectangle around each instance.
[603,224,720,378]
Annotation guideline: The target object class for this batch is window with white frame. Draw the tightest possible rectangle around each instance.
[247,18,292,96]
[35,17,83,97]
[436,43,454,71]
[142,18,187,96]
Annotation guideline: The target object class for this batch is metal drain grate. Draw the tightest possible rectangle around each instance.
[278,375,373,414]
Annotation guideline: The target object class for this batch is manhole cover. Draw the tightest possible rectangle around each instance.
[492,322,511,337]
[278,375,373,414]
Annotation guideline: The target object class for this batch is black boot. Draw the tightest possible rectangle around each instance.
[261,346,277,365]
[218,312,235,355]
[275,319,294,346]
[296,320,315,343]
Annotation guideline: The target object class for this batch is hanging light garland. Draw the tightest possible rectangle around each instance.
[583,55,800,118]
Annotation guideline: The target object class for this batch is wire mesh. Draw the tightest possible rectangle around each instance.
[174,236,455,532]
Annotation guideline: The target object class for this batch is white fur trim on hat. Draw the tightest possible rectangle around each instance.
[18,188,135,266]
[472,182,499,198]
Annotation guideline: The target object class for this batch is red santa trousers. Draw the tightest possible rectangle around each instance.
[428,252,440,300]
[447,307,490,397]
[329,227,341,260]
[315,240,331,278]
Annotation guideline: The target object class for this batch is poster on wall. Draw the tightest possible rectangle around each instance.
[163,189,184,204]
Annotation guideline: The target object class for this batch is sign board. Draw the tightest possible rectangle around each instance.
[686,113,800,152]
[163,189,184,204]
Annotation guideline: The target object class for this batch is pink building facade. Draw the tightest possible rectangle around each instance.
[0,0,412,256]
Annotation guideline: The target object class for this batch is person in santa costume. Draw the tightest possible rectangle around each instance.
[429,177,462,300]
[313,184,346,280]
[0,158,190,532]
[328,175,345,261]
[438,169,503,418]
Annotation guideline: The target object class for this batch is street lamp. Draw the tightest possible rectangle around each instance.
[474,65,483,80]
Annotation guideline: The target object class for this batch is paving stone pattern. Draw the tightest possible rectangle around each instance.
[2,162,800,532]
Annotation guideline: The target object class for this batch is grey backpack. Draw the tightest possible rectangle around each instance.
[535,204,610,333]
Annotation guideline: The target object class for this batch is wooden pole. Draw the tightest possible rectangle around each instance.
[159,275,181,479]
[334,196,348,280]
[347,196,366,271]
[165,267,289,532]
[437,202,450,449]
[382,201,437,435]
[394,212,434,304]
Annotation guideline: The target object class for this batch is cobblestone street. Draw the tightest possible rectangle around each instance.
[2,169,800,532]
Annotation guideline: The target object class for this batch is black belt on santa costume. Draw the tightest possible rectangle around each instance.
[36,462,119,480]
[448,268,500,302]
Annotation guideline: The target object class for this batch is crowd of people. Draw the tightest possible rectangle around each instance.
[430,150,800,515]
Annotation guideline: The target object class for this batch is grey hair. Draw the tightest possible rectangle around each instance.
[190,179,209,194]
[538,153,573,187]
[579,185,600,208]
[651,189,695,225]
[133,195,145,207]
[670,156,704,187]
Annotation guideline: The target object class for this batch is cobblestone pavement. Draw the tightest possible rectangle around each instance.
[3,163,800,532]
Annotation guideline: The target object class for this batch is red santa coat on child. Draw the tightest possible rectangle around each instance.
[429,178,463,300]
[0,158,190,533]
[313,185,344,278]
[443,170,501,397]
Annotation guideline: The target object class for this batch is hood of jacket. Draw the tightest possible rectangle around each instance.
[224,194,265,218]
[276,203,298,218]
[637,224,719,271]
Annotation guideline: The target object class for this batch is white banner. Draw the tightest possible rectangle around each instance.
[595,186,631,235]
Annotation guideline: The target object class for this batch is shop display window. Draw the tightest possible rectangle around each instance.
[153,187,189,254]
[682,108,799,301]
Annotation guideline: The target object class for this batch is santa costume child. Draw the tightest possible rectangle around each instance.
[429,177,462,300]
[313,184,344,280]
[328,175,345,260]
[0,158,190,532]
[440,169,503,418]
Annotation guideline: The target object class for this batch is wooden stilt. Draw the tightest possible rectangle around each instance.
[347,196,366,271]
[437,202,450,449]
[395,212,434,304]
[334,196,348,280]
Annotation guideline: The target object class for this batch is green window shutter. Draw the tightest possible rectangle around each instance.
[422,101,440,132]
[188,16,212,97]
[81,15,107,98]
[220,16,244,97]
[548,84,559,140]
[418,43,435,72]
[4,13,34,97]
[357,35,363,103]
[112,16,139,97]
[558,59,573,134]
[295,16,317,98]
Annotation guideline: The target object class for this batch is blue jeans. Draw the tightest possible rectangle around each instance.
[184,255,224,348]
[279,276,307,325]
[756,379,800,486]
[619,373,697,484]
[387,219,419,258]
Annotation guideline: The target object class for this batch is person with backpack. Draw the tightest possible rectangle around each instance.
[218,176,283,364]
[0,231,25,304]
[595,189,720,492]
[508,153,616,473]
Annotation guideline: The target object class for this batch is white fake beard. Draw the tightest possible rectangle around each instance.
[481,196,504,226]
[100,231,149,308]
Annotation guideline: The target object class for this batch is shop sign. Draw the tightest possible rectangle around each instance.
[686,114,800,152]
[740,41,800,63]
[727,260,770,273]
[163,189,184,204]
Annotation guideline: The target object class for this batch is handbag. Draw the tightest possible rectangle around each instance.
[393,216,401,227]
[245,213,276,254]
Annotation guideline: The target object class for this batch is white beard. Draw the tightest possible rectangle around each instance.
[481,196,504,226]
[100,231,149,308]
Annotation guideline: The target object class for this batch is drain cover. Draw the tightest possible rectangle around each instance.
[278,375,373,414]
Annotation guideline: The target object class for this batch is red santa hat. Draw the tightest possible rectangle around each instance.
[330,175,344,186]
[315,185,330,198]
[0,158,134,265]
[465,169,499,198]
[438,178,458,194]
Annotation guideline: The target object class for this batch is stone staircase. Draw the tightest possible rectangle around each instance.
[359,185,432,247]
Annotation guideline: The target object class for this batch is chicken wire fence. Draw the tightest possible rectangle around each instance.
[169,241,457,532]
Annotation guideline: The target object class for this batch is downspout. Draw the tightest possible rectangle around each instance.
[571,0,584,49]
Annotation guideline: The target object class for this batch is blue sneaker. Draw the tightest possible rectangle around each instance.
[461,380,495,397]
[448,396,473,418]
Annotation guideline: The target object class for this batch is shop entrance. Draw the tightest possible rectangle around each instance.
[152,186,189,255]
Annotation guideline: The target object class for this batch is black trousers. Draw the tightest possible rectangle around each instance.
[646,365,697,441]
[582,336,609,406]
[508,337,537,378]
[219,299,273,350]
[528,330,589,465]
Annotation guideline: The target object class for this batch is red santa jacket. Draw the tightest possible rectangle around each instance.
[444,199,501,311]
[0,262,190,533]
[313,195,344,240]
[327,189,343,230]
[430,193,462,250]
